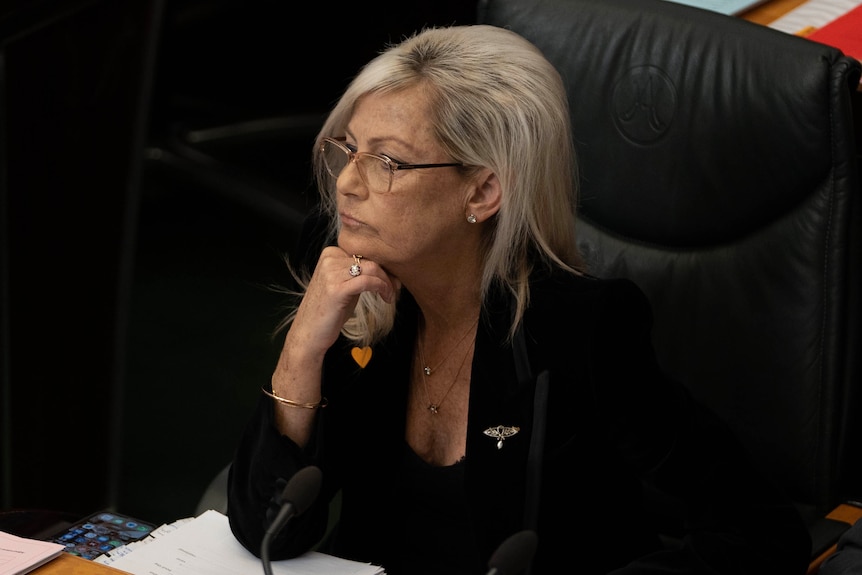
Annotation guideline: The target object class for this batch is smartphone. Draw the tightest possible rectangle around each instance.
[46,511,157,560]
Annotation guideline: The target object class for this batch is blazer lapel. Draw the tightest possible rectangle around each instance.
[465,298,538,556]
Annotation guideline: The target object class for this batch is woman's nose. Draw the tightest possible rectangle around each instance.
[337,158,370,197]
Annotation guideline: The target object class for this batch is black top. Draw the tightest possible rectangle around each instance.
[387,445,477,575]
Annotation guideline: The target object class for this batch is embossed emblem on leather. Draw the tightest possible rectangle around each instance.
[611,66,676,144]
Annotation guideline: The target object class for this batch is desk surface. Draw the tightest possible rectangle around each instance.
[28,505,862,575]
[740,0,808,24]
[33,553,128,575]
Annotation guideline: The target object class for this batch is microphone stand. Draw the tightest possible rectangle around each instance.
[259,466,323,575]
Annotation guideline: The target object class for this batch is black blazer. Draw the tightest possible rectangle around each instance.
[227,220,811,575]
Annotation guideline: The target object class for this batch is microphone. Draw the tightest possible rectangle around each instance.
[260,465,322,575]
[486,529,539,575]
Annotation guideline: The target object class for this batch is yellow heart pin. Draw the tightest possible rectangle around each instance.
[351,346,372,368]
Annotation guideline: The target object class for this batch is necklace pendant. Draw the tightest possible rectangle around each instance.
[428,403,440,414]
[423,366,432,376]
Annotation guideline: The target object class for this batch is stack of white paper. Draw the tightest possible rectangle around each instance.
[0,531,63,575]
[98,510,384,575]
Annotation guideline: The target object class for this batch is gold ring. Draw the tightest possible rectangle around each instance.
[349,255,363,277]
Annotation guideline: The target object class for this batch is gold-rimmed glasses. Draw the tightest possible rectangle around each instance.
[320,136,464,194]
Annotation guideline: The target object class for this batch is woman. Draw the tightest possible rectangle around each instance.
[227,24,810,574]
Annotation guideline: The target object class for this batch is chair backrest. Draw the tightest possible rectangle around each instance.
[478,0,862,523]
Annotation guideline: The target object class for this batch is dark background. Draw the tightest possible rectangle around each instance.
[0,0,477,526]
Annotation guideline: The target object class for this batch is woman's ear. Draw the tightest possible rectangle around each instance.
[464,169,501,224]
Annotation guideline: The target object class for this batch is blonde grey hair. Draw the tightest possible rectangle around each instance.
[301,24,584,345]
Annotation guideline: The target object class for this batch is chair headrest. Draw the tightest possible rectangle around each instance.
[480,0,861,246]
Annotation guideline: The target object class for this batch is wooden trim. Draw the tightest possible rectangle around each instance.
[740,0,808,25]
[807,503,862,575]
[34,553,129,574]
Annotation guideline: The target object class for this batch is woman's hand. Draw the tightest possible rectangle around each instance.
[286,247,398,360]
[270,247,397,445]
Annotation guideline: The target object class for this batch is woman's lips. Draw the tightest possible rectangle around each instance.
[340,212,365,228]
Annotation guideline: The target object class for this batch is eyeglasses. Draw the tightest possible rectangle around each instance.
[321,136,464,194]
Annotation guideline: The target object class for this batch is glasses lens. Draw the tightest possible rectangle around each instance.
[321,139,393,193]
[322,140,349,179]
[355,155,393,194]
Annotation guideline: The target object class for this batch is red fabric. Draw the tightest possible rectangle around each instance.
[807,4,862,62]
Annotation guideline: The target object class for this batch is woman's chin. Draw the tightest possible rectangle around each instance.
[337,233,365,257]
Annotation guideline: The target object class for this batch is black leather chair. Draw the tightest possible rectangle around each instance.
[478,0,862,567]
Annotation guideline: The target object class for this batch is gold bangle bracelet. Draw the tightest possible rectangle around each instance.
[261,387,328,409]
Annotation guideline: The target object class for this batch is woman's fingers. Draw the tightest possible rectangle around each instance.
[288,248,396,354]
[320,247,397,303]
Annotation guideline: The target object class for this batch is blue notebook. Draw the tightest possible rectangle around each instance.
[662,0,769,15]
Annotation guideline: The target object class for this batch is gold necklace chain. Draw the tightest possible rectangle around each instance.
[420,339,474,414]
[418,318,479,415]
[417,317,479,376]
